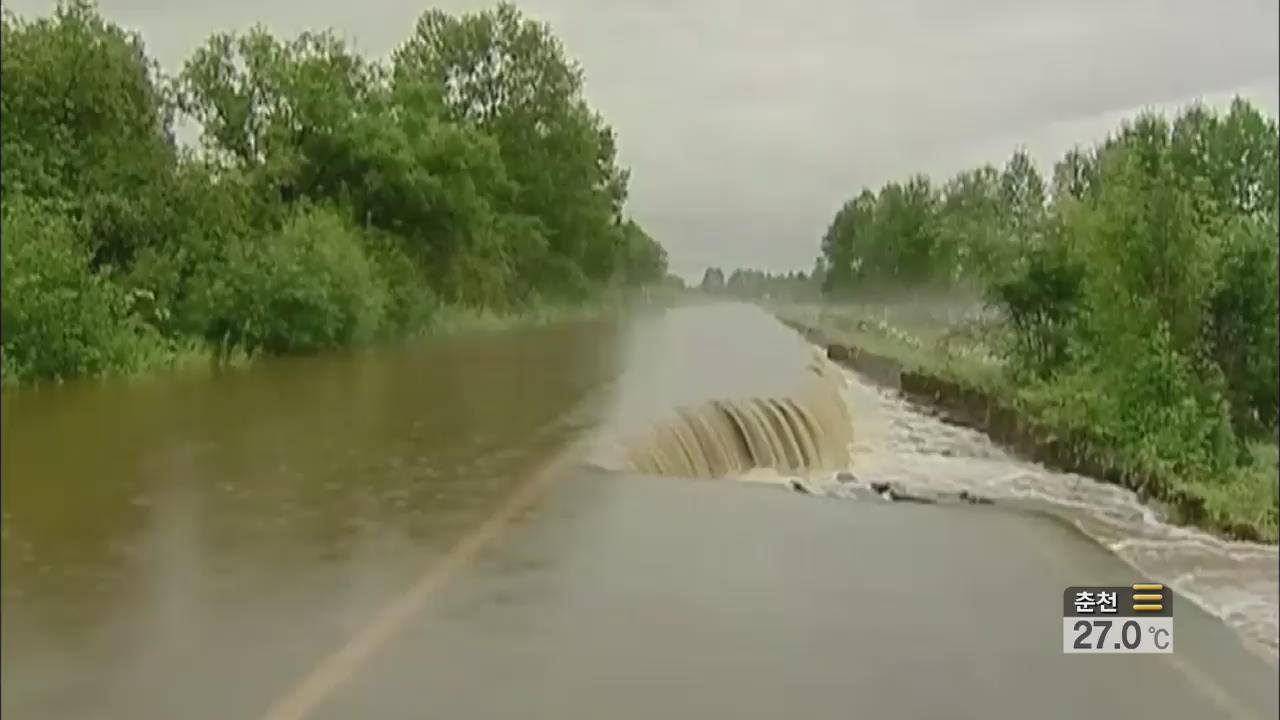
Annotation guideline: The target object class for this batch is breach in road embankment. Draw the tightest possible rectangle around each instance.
[618,351,853,478]
[774,313,1279,665]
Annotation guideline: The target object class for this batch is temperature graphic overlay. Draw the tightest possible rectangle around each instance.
[1062,584,1173,654]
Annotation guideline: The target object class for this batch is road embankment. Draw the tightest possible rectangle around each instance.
[777,314,1271,543]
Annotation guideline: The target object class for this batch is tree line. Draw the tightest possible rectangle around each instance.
[1,0,669,384]
[698,266,822,302]
[819,98,1278,492]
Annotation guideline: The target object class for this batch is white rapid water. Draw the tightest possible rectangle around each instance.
[774,362,1279,663]
[591,303,1276,664]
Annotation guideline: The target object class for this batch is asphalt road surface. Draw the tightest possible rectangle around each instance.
[307,469,1279,720]
[4,303,1275,719]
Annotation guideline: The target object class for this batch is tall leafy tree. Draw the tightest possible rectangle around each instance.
[392,3,630,294]
[820,190,875,292]
[999,148,1047,252]
[2,0,179,270]
[1212,98,1278,218]
[936,165,1005,282]
[1050,146,1096,203]
[618,220,668,286]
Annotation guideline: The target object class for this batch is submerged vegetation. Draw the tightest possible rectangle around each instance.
[1,0,669,385]
[813,99,1279,540]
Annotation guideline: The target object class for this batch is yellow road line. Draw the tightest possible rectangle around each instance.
[257,443,1259,720]
[256,451,573,720]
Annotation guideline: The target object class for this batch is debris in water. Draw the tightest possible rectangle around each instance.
[959,490,994,505]
[867,480,994,506]
[885,488,937,504]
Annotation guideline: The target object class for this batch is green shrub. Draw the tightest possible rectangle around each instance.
[1019,324,1236,478]
[0,199,153,383]
[182,207,388,355]
[364,230,438,337]
[988,241,1084,380]
[1205,215,1279,436]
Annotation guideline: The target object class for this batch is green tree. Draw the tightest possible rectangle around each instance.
[392,3,630,293]
[820,189,876,293]
[936,165,1005,282]
[700,267,726,293]
[1205,215,1279,435]
[178,25,521,306]
[1050,146,1096,203]
[618,220,668,286]
[1,198,156,382]
[178,28,385,190]
[0,0,667,384]
[814,98,1279,534]
[1,0,179,271]
[893,174,942,283]
[1080,114,1218,354]
[181,206,388,355]
[999,148,1047,254]
[1212,98,1279,218]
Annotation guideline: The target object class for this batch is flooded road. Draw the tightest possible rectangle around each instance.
[2,302,1276,719]
[2,319,621,719]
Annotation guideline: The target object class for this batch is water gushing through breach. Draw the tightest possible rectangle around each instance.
[619,354,852,478]
[825,365,1280,664]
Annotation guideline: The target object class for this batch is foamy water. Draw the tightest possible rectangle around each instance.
[775,364,1279,662]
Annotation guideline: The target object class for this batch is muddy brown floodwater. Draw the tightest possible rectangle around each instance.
[2,302,1277,720]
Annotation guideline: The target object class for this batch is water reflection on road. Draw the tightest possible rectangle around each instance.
[1,302,1275,720]
[2,318,622,719]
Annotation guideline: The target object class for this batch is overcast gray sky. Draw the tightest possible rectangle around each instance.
[11,0,1278,280]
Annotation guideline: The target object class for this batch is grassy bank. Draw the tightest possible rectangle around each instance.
[776,302,1278,543]
[2,286,684,389]
[772,301,1007,394]
[428,285,689,335]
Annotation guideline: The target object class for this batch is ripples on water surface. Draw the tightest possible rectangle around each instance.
[2,301,1275,719]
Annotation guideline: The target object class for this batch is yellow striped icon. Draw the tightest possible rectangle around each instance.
[1132,583,1164,612]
